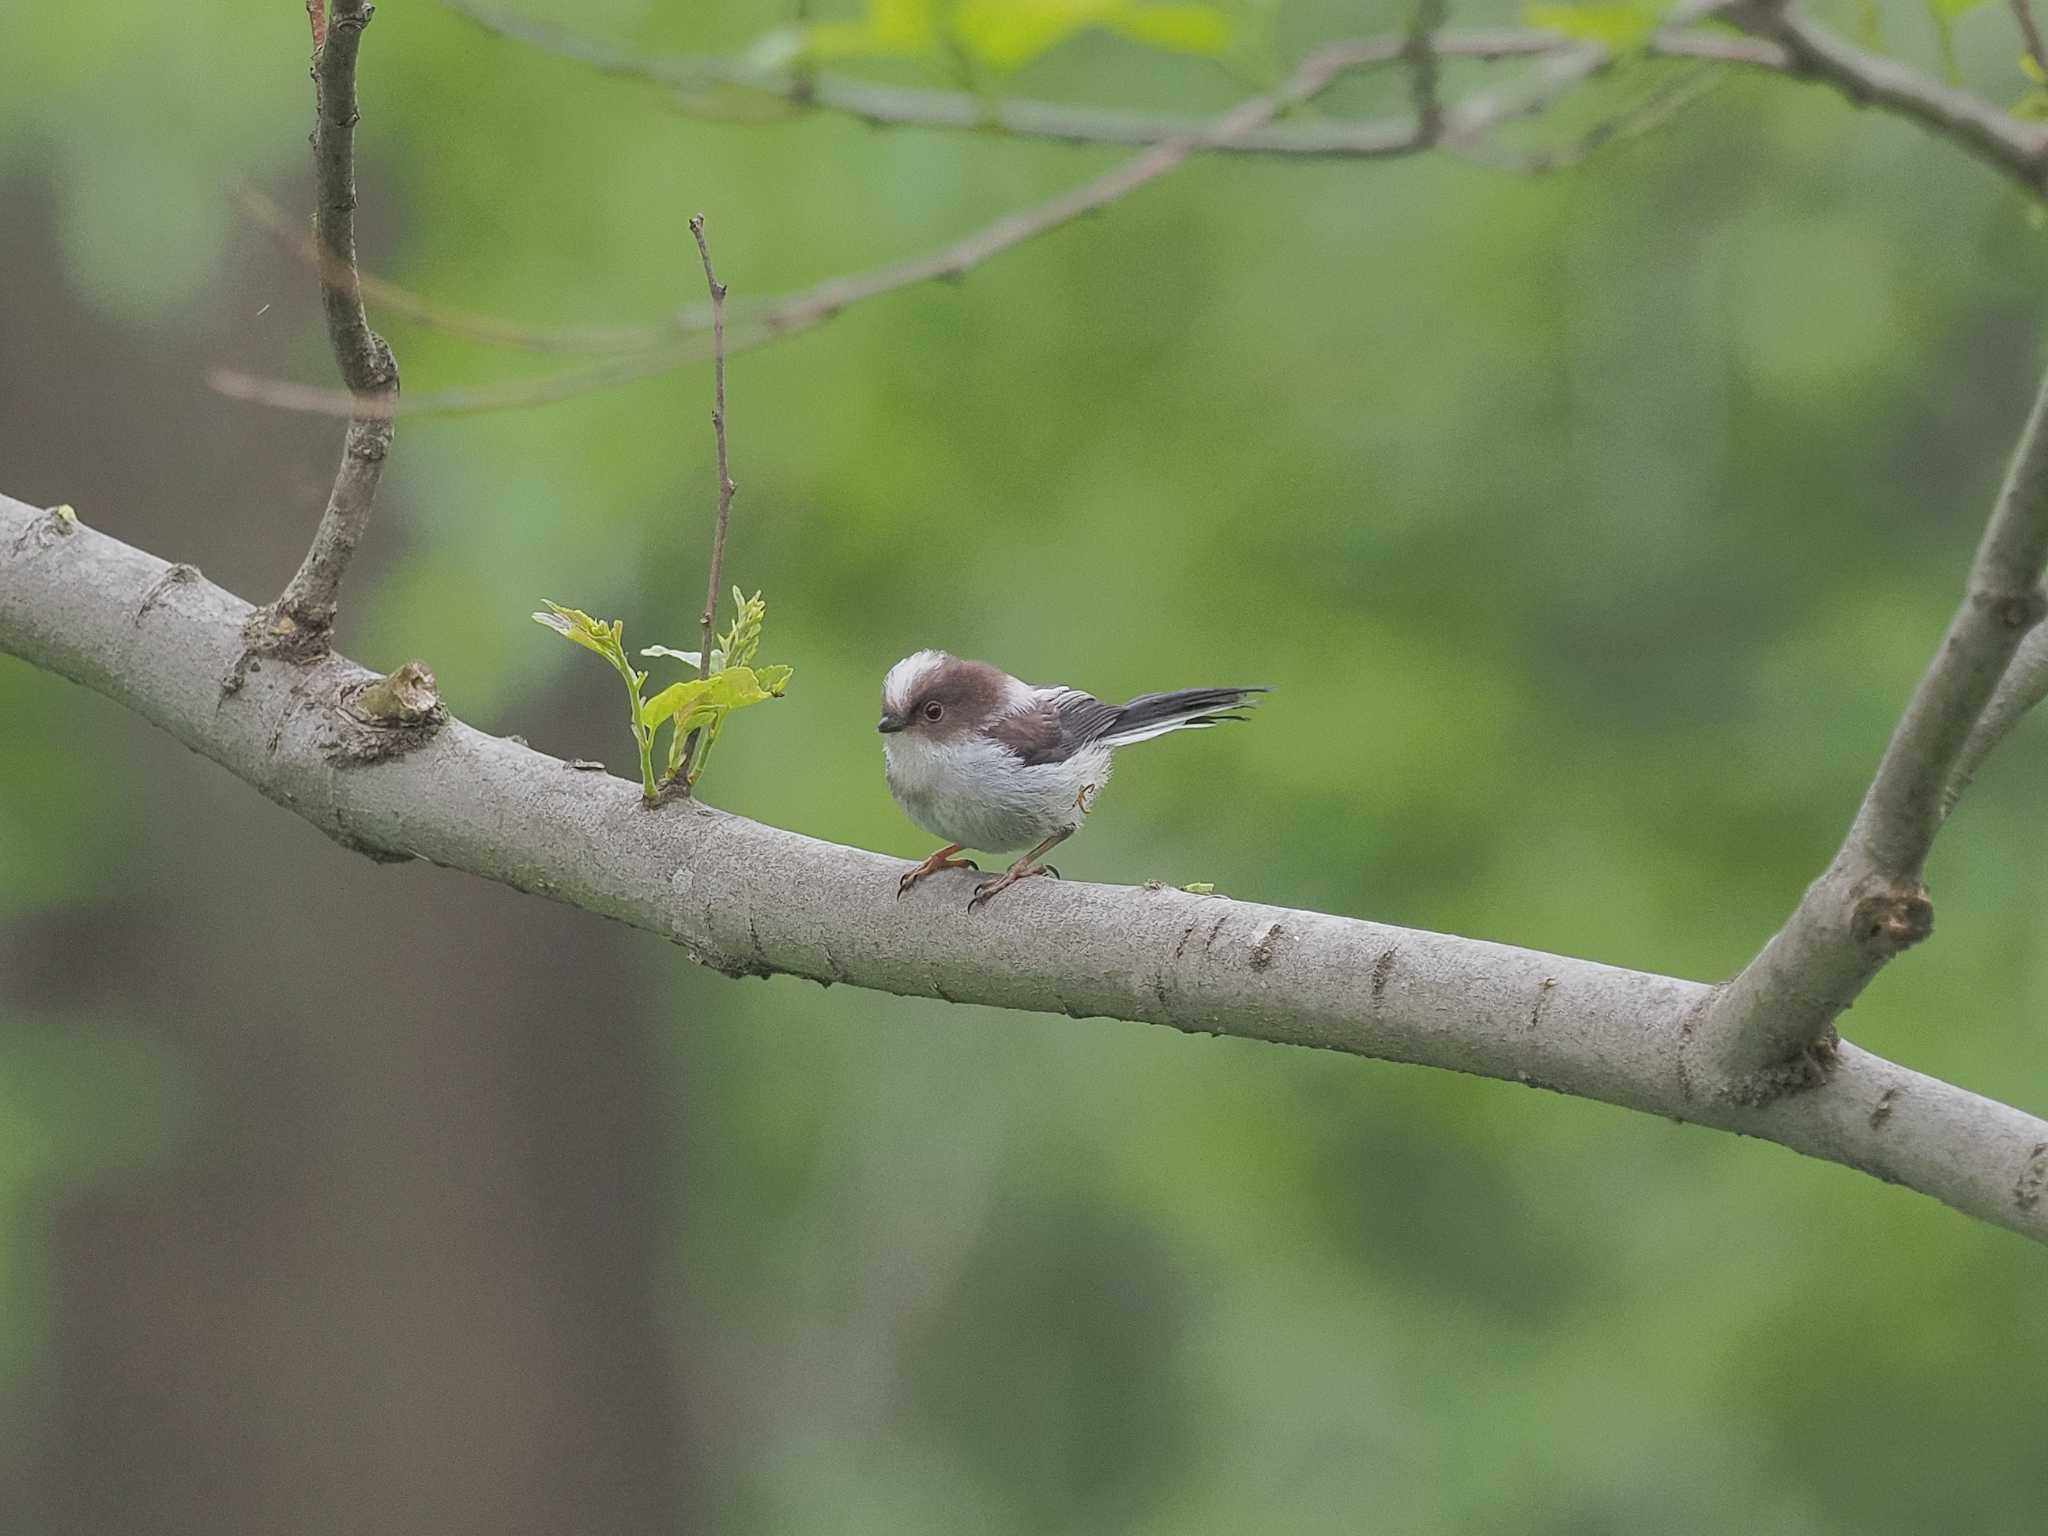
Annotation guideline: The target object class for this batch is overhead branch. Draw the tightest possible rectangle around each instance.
[443,0,2048,196]
[210,38,1607,420]
[265,0,400,654]
[3,490,2047,1245]
[440,0,1562,157]
[1687,361,2048,1098]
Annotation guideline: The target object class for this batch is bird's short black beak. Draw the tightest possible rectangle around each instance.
[877,714,905,734]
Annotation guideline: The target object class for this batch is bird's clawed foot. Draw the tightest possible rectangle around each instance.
[966,862,1052,912]
[898,843,979,897]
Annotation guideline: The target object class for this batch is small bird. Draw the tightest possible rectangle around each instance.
[879,650,1266,910]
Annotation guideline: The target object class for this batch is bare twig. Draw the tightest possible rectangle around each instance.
[1688,361,2048,1097]
[2014,0,2048,77]
[263,0,399,652]
[7,489,2048,1246]
[688,214,734,680]
[678,214,736,791]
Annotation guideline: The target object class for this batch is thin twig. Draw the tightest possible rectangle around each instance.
[688,215,733,678]
[264,0,398,648]
[678,214,735,790]
[2014,0,2048,76]
[210,38,1562,420]
[1688,360,2048,1096]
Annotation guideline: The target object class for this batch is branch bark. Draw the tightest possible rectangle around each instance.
[1686,362,2048,1097]
[267,0,399,648]
[5,490,2046,1245]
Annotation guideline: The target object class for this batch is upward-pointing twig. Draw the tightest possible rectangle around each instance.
[1687,359,2048,1098]
[679,214,735,792]
[263,0,399,654]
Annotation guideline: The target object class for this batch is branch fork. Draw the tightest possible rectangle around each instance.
[1686,363,2048,1101]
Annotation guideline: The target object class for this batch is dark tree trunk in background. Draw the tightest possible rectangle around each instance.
[0,176,695,1534]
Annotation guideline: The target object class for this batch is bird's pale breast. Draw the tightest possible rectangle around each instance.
[884,734,1111,852]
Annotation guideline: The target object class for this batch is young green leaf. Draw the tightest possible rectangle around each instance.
[642,676,718,733]
[640,644,705,666]
[533,602,624,662]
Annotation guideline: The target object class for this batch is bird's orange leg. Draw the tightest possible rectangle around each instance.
[898,843,979,897]
[966,829,1074,912]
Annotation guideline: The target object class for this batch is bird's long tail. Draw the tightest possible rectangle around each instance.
[1098,686,1267,747]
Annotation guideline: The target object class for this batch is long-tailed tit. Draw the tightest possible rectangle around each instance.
[878,650,1266,910]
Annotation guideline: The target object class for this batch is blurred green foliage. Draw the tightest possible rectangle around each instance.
[5,0,2048,1530]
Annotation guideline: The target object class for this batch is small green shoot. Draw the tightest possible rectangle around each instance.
[532,590,791,802]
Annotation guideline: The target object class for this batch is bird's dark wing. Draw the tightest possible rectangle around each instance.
[984,689,1114,766]
[989,685,1267,764]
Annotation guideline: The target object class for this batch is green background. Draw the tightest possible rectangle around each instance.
[2,0,2046,1529]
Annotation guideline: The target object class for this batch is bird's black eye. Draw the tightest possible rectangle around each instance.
[922,700,944,722]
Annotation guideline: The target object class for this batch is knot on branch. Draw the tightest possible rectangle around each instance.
[8,503,79,555]
[1715,1025,1841,1109]
[331,660,446,764]
[1850,882,1933,955]
[1977,584,2048,631]
[348,659,441,724]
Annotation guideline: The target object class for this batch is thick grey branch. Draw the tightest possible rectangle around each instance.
[4,490,2046,1245]
[271,0,399,643]
[1689,363,2048,1094]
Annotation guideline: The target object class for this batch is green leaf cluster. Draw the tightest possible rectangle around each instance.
[532,592,791,801]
